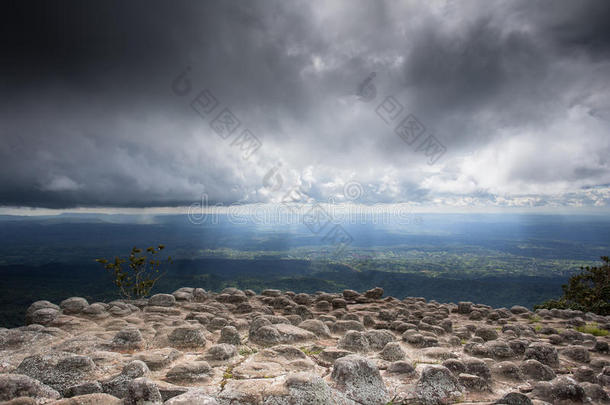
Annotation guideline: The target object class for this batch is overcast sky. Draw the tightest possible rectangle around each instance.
[1,0,609,212]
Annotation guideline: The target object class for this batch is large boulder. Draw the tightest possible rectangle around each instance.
[331,354,389,405]
[338,331,370,353]
[364,287,384,300]
[561,345,590,363]
[364,329,395,350]
[25,300,59,324]
[148,294,176,307]
[0,374,60,402]
[474,326,499,341]
[204,344,237,361]
[531,376,585,403]
[298,319,331,338]
[415,365,463,405]
[283,372,335,404]
[16,353,96,395]
[60,297,89,314]
[101,360,150,399]
[124,377,162,405]
[519,359,556,381]
[218,326,241,345]
[524,342,559,368]
[249,318,316,346]
[380,341,406,361]
[112,327,144,350]
[168,326,207,349]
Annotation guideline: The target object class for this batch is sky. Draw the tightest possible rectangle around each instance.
[1,0,610,213]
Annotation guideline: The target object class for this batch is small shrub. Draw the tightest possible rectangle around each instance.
[576,323,609,337]
[239,347,257,356]
[96,245,171,299]
[300,346,323,356]
[528,315,541,324]
[535,256,610,316]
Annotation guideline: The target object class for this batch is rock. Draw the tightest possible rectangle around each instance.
[298,319,331,338]
[51,393,122,404]
[343,290,360,300]
[332,298,347,309]
[7,288,610,405]
[112,327,144,350]
[101,360,150,399]
[338,331,370,352]
[148,294,176,307]
[508,339,528,355]
[250,325,282,346]
[274,323,317,343]
[64,381,103,397]
[463,357,491,381]
[487,340,515,359]
[365,329,395,350]
[561,345,590,363]
[415,365,463,405]
[364,287,384,299]
[510,305,529,314]
[60,297,89,314]
[164,361,212,383]
[218,326,241,345]
[135,348,182,371]
[458,302,472,314]
[16,353,96,395]
[573,366,597,383]
[331,354,389,405]
[168,326,207,349]
[519,359,556,381]
[493,392,533,405]
[82,303,108,317]
[524,342,559,367]
[387,360,416,374]
[531,376,585,403]
[475,326,499,341]
[491,361,524,381]
[320,348,352,364]
[124,377,162,405]
[26,308,58,325]
[293,293,312,305]
[284,372,334,404]
[580,382,609,403]
[331,320,365,334]
[25,300,59,320]
[193,288,208,301]
[442,359,466,375]
[598,365,610,386]
[0,374,61,402]
[380,341,405,361]
[164,389,218,404]
[458,373,489,391]
[594,340,609,353]
[261,289,282,297]
[204,343,237,361]
[208,317,229,330]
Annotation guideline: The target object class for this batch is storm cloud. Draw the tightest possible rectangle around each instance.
[1,0,609,209]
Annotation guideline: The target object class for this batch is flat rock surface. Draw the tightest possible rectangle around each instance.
[0,288,608,404]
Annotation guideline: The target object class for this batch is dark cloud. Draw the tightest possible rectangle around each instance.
[0,0,609,210]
